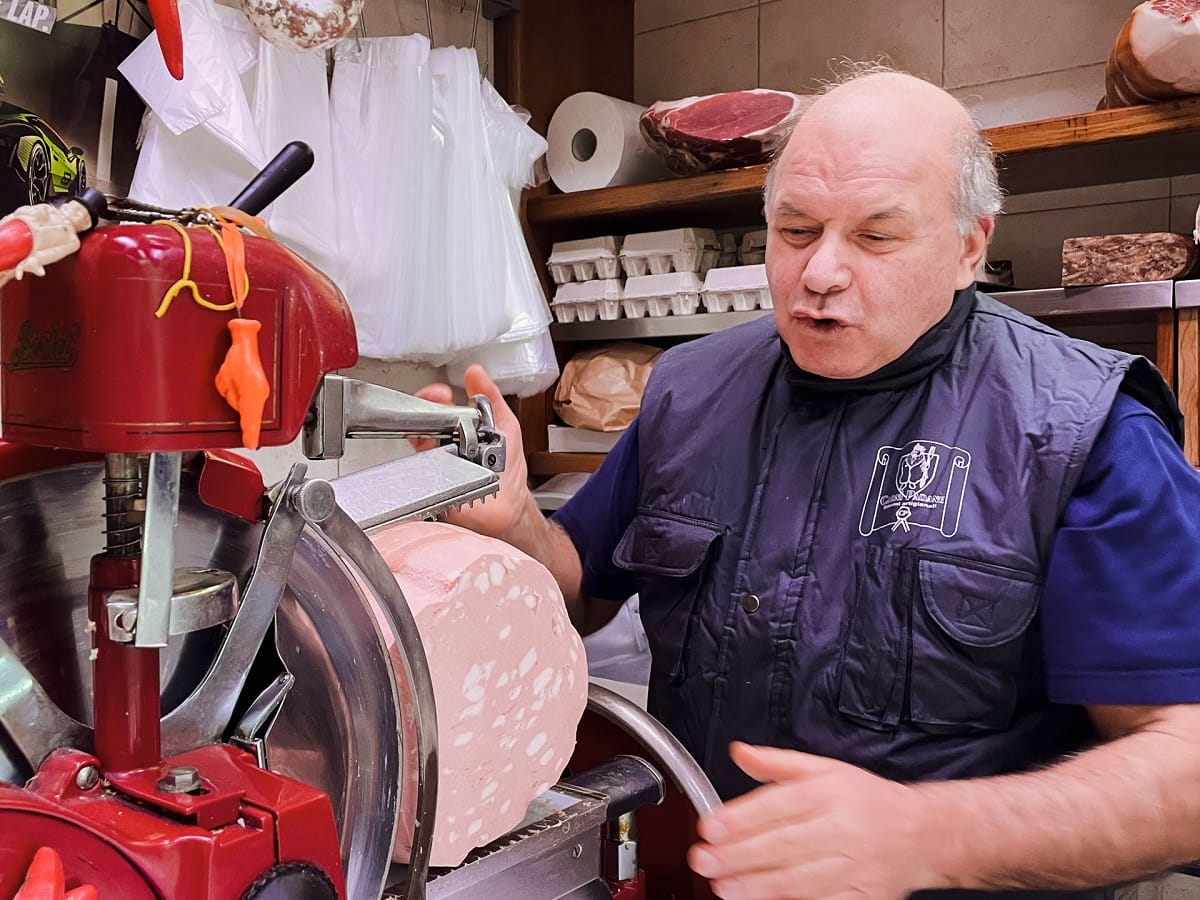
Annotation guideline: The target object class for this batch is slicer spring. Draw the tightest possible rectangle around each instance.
[103,453,142,557]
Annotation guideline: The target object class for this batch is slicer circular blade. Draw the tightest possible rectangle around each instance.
[0,460,404,900]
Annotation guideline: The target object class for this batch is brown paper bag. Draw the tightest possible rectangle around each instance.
[553,342,663,431]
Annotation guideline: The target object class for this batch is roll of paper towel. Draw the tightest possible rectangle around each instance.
[547,92,673,193]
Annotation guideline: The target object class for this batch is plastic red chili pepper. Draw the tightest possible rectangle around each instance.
[12,847,98,900]
[146,0,184,80]
[0,218,34,273]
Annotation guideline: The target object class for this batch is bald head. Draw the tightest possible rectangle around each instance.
[808,71,974,134]
[764,71,1000,235]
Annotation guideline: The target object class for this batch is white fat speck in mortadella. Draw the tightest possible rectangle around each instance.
[370,521,588,868]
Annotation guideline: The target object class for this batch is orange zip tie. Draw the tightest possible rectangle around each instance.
[210,214,268,449]
[204,205,274,239]
[218,219,248,311]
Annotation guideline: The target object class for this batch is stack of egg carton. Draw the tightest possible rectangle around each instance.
[546,236,625,323]
[548,229,723,322]
[701,228,771,313]
[621,228,721,317]
[547,228,778,322]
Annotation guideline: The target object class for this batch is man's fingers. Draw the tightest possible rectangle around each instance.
[697,744,844,843]
[463,364,519,426]
[698,781,823,844]
[690,820,824,880]
[410,382,454,452]
[730,742,841,784]
[415,383,454,405]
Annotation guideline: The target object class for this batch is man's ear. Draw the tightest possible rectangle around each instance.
[955,216,995,289]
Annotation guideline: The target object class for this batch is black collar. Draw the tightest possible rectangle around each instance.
[782,287,977,394]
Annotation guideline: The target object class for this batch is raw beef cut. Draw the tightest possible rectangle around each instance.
[370,521,588,868]
[1105,1,1200,107]
[639,89,814,174]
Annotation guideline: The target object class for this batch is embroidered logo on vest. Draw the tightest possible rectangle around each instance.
[858,441,971,537]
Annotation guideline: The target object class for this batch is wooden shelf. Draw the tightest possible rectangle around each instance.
[525,97,1200,234]
[529,451,606,476]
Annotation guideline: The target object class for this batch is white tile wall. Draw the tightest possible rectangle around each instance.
[942,0,1131,89]
[758,0,942,93]
[634,0,756,35]
[951,64,1107,130]
[634,7,759,106]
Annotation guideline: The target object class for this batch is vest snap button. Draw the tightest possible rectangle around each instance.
[741,593,761,613]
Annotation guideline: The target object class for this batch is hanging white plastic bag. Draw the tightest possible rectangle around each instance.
[445,78,558,397]
[121,0,343,286]
[121,0,263,205]
[248,40,344,287]
[330,36,434,360]
[418,47,509,363]
[330,40,509,361]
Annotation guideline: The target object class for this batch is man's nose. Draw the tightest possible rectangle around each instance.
[800,236,852,295]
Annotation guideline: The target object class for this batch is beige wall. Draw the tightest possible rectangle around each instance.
[633,0,1198,292]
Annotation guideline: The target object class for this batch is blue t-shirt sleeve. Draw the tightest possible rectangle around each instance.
[1043,392,1200,706]
[551,421,640,602]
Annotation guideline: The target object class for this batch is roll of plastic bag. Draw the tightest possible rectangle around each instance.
[252,39,344,287]
[122,0,263,203]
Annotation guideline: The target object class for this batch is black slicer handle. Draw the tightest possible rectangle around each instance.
[229,141,315,215]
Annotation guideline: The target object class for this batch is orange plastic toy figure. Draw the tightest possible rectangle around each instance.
[215,317,270,450]
[209,219,270,450]
[13,847,98,900]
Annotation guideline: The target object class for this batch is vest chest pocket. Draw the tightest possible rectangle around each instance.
[909,551,1040,732]
[613,510,724,686]
[836,547,1040,733]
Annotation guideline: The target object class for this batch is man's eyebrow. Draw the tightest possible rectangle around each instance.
[771,204,914,221]
[772,202,810,218]
[865,207,913,221]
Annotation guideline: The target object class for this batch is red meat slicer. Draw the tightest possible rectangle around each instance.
[0,145,722,900]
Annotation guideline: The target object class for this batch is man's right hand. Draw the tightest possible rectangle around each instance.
[414,364,534,543]
[415,364,590,619]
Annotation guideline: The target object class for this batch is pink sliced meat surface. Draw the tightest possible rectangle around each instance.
[639,88,814,174]
[371,521,588,868]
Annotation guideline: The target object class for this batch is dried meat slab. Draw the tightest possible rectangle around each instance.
[639,89,814,175]
[1061,232,1198,286]
[371,521,588,868]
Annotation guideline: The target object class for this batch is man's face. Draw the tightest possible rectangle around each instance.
[765,106,989,379]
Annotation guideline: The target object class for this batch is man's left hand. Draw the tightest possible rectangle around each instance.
[688,742,935,900]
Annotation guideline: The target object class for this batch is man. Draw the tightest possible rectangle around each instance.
[421,70,1200,898]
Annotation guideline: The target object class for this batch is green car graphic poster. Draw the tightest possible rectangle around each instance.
[0,21,144,214]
